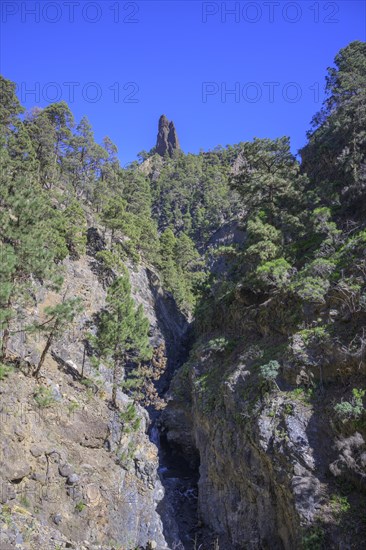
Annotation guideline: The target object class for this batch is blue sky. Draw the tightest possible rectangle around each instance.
[1,1,365,164]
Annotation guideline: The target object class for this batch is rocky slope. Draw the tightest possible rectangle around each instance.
[1,214,365,550]
[0,226,189,550]
[162,288,366,549]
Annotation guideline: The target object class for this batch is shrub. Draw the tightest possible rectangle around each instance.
[206,337,230,353]
[301,524,325,550]
[67,401,79,416]
[119,403,141,433]
[291,275,330,303]
[304,258,336,278]
[259,360,280,389]
[330,494,351,514]
[0,363,13,381]
[75,501,86,513]
[334,388,365,421]
[297,326,329,344]
[33,386,56,408]
[255,258,292,289]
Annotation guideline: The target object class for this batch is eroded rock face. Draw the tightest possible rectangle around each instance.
[161,287,366,548]
[162,360,325,548]
[0,368,168,549]
[1,228,179,549]
[156,115,180,157]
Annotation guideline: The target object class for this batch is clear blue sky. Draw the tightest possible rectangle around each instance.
[1,1,365,164]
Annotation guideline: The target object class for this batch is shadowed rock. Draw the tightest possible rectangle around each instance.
[156,115,180,157]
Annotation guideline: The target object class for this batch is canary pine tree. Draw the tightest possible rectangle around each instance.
[94,268,151,408]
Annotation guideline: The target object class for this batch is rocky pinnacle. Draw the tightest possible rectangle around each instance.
[155,115,180,157]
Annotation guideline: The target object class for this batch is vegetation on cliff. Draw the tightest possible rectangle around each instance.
[0,40,365,549]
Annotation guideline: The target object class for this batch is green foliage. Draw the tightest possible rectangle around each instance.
[67,401,80,416]
[30,296,83,377]
[245,217,282,265]
[330,494,351,514]
[291,275,330,304]
[95,248,125,271]
[230,137,303,224]
[206,337,230,353]
[334,388,365,421]
[259,360,280,387]
[37,298,83,335]
[0,504,13,526]
[301,41,366,206]
[301,524,325,550]
[283,403,294,415]
[74,501,86,513]
[255,258,292,290]
[149,151,240,245]
[99,182,159,263]
[158,228,203,312]
[0,113,76,358]
[33,386,56,408]
[0,75,24,132]
[65,116,108,199]
[61,198,87,257]
[0,362,13,381]
[119,402,141,433]
[20,496,30,508]
[93,268,152,407]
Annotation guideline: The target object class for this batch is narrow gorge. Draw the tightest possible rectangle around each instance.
[1,40,366,550]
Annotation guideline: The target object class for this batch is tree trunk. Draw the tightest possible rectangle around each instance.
[1,293,13,361]
[1,326,10,361]
[111,358,121,408]
[81,343,86,379]
[33,331,54,379]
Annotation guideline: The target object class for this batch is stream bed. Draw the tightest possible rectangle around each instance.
[149,421,200,550]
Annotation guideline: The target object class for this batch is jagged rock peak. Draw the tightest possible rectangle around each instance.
[156,114,180,157]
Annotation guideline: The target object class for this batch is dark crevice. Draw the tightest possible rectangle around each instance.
[145,269,203,549]
[153,427,201,549]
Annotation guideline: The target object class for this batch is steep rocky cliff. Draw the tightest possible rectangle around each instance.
[0,226,189,550]
[162,287,366,549]
[1,42,365,549]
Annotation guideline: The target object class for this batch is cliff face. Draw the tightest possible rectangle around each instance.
[1,226,365,550]
[2,233,365,550]
[0,362,165,549]
[155,115,180,157]
[0,227,189,550]
[162,288,366,549]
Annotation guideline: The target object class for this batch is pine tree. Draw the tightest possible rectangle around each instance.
[31,297,83,378]
[0,244,17,359]
[175,233,200,271]
[64,116,107,199]
[0,165,67,359]
[94,268,151,408]
[301,41,366,204]
[230,137,299,224]
[159,228,178,290]
[0,76,24,135]
[94,136,121,211]
[43,101,74,161]
[24,107,58,189]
